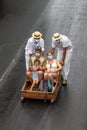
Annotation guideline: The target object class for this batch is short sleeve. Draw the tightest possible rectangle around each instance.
[42,58,46,66]
[61,36,71,48]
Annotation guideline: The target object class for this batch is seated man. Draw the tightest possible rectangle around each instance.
[26,46,46,90]
[44,51,62,88]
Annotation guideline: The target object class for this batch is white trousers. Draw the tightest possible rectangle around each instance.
[57,48,72,80]
[25,54,30,71]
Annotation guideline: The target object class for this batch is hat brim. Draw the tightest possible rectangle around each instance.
[52,35,61,41]
[32,33,42,39]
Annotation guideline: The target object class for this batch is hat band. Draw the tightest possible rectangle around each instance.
[34,34,40,37]
[54,36,60,39]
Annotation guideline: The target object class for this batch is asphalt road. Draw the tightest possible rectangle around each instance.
[0,0,87,130]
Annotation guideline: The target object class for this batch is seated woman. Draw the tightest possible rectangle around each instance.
[44,51,62,86]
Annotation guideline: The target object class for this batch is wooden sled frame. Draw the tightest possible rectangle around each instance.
[21,71,62,103]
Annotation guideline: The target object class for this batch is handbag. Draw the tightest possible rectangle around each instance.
[38,79,44,91]
[43,79,48,92]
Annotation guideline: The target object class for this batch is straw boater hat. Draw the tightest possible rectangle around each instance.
[32,31,42,39]
[52,33,61,41]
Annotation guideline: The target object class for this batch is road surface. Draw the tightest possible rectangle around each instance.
[0,0,87,130]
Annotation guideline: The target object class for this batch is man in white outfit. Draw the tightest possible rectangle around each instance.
[25,31,45,71]
[51,33,73,85]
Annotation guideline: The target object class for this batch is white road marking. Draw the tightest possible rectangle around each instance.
[0,43,25,87]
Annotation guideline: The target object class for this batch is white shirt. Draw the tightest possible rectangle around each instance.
[25,37,45,55]
[52,35,73,52]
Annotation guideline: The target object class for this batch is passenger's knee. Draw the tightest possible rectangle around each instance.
[26,71,31,76]
[48,73,52,78]
[44,73,48,79]
[38,71,43,75]
[38,71,44,78]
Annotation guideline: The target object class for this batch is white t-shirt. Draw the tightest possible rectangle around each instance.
[25,37,45,55]
[52,35,73,52]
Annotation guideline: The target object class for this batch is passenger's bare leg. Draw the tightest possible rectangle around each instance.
[48,73,57,85]
[35,80,39,85]
[44,72,48,80]
[30,80,36,91]
[38,71,44,81]
[26,71,33,83]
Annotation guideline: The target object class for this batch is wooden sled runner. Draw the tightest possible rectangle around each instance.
[21,72,62,103]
